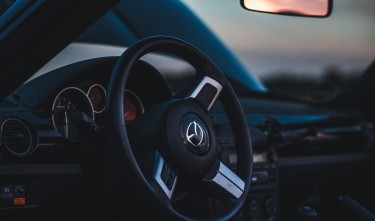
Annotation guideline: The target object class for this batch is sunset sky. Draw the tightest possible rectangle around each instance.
[182,0,375,80]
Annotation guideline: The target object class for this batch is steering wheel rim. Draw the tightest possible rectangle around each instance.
[106,36,253,220]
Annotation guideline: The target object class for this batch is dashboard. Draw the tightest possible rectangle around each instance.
[0,58,172,160]
[0,57,374,221]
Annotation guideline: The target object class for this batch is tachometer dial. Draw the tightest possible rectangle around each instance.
[87,84,106,113]
[52,87,94,140]
[124,90,144,121]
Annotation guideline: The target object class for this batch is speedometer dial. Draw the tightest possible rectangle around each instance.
[52,87,94,140]
[87,84,106,113]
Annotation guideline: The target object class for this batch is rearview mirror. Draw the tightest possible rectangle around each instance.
[241,0,332,17]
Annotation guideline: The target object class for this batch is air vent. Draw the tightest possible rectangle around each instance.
[1,118,33,156]
[0,99,18,108]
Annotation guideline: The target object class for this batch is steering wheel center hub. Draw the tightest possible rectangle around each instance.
[147,99,218,176]
[182,114,210,156]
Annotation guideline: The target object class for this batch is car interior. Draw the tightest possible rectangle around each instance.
[0,0,374,221]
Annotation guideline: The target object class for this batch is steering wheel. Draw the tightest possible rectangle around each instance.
[105,36,253,220]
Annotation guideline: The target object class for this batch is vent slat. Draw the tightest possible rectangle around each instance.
[0,100,18,108]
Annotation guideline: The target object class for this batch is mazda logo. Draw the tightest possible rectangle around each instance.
[186,121,206,147]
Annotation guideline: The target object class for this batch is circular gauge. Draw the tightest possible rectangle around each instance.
[124,90,145,121]
[52,87,94,140]
[87,84,106,113]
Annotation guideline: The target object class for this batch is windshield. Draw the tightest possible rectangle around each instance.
[182,0,375,102]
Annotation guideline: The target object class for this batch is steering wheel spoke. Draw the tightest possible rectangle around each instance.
[188,76,223,111]
[153,152,178,199]
[202,160,245,199]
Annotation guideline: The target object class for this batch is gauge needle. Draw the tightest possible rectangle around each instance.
[64,111,69,138]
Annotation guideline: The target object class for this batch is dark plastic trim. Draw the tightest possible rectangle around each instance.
[0,164,82,175]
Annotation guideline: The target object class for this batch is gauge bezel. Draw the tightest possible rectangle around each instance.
[87,84,107,114]
[124,89,145,121]
[51,87,95,140]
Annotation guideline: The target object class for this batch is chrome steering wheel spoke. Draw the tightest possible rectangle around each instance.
[188,76,223,111]
[202,160,245,199]
[153,152,178,199]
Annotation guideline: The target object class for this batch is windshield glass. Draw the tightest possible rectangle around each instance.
[182,0,375,102]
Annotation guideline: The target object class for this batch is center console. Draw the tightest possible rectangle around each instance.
[217,125,280,221]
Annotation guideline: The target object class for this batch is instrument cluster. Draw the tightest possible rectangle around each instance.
[51,84,144,140]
